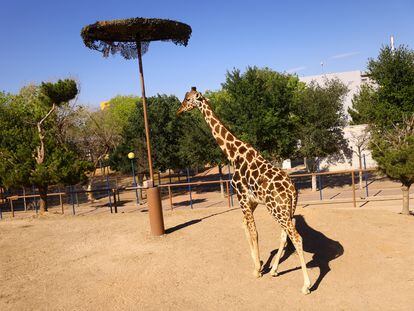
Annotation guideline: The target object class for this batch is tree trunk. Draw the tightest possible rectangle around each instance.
[311,174,317,192]
[87,181,94,203]
[218,165,225,198]
[38,185,48,213]
[138,174,144,201]
[401,185,410,215]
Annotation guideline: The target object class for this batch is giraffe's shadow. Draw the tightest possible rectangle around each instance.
[262,215,344,291]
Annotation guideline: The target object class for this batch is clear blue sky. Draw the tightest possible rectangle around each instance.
[1,0,413,107]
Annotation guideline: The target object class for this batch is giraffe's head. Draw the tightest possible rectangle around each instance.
[177,86,204,115]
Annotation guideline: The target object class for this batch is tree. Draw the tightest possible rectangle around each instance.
[348,84,377,125]
[350,45,414,127]
[0,82,92,213]
[295,79,349,190]
[73,95,138,201]
[217,67,300,164]
[108,95,183,175]
[348,126,370,189]
[350,44,414,214]
[371,116,414,215]
[32,80,79,211]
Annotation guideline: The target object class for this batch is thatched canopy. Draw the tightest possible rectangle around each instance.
[81,17,192,59]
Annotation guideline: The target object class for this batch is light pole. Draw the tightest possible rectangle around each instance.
[128,152,140,205]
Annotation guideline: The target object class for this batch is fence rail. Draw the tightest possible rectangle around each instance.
[0,168,405,220]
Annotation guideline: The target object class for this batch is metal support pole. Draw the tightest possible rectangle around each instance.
[226,181,231,208]
[0,188,3,220]
[23,187,27,212]
[227,163,234,206]
[131,159,139,205]
[60,192,64,214]
[10,199,14,218]
[32,185,38,213]
[115,176,121,201]
[71,186,76,215]
[75,189,79,207]
[168,186,173,210]
[105,168,112,213]
[187,167,193,209]
[351,171,356,207]
[317,159,323,200]
[363,154,369,197]
[113,190,118,213]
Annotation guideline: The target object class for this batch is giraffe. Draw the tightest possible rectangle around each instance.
[177,87,311,294]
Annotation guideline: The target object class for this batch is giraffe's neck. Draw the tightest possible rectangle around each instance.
[198,100,244,162]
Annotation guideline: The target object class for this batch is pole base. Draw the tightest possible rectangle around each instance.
[147,186,165,236]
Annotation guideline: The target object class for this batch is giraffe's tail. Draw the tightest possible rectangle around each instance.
[290,191,298,219]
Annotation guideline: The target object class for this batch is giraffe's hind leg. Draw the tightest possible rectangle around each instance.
[267,201,311,294]
[283,217,311,294]
[239,198,261,277]
[270,229,287,277]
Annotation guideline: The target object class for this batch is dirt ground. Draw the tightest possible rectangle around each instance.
[1,200,413,311]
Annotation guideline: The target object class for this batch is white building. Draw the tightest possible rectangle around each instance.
[282,70,376,171]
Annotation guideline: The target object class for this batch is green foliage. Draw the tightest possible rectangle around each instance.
[216,67,301,163]
[351,44,414,198]
[147,95,185,171]
[40,79,78,106]
[0,83,92,190]
[295,79,349,171]
[177,108,224,168]
[348,84,377,125]
[371,118,414,187]
[108,95,187,173]
[106,93,224,173]
[350,45,414,127]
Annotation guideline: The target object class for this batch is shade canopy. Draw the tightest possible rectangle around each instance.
[81,17,192,59]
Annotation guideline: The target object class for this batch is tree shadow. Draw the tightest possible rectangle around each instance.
[263,215,344,292]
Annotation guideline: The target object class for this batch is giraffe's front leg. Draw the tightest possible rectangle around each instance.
[242,207,262,278]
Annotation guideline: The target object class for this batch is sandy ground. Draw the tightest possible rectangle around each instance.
[1,199,413,310]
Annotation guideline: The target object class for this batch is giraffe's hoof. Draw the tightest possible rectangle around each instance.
[301,286,311,295]
[270,270,279,277]
[253,270,262,278]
